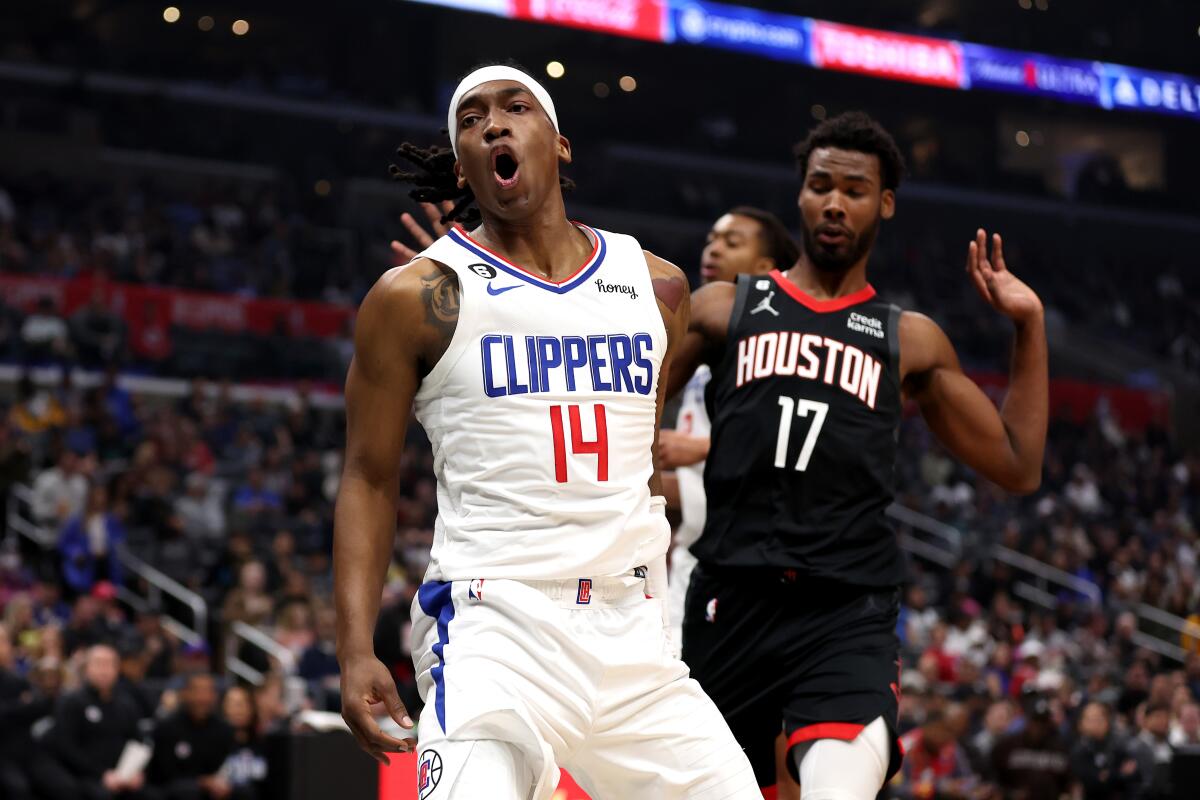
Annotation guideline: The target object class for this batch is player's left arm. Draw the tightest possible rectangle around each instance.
[644,251,691,496]
[901,230,1047,495]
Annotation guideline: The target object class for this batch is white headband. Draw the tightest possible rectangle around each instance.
[447,66,560,158]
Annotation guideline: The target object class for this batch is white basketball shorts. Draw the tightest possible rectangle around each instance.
[410,573,759,800]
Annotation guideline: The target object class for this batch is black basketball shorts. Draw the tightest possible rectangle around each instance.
[681,563,904,788]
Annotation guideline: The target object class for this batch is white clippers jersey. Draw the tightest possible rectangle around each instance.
[412,223,671,581]
[673,366,711,551]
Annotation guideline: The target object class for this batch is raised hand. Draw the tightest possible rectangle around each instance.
[390,200,456,265]
[966,229,1043,325]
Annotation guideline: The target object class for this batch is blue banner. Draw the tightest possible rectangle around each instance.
[963,44,1101,105]
[1100,64,1200,119]
[665,1,812,64]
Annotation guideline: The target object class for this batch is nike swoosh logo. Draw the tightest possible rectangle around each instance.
[486,283,522,295]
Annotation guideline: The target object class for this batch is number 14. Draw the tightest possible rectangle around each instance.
[774,396,828,471]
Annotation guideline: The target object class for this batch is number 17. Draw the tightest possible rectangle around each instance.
[774,396,828,471]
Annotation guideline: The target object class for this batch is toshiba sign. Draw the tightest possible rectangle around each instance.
[512,0,667,41]
[811,21,963,89]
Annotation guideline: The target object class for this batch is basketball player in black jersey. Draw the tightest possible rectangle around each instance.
[667,112,1048,799]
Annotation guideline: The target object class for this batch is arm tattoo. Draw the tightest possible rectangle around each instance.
[420,263,460,353]
[652,276,686,314]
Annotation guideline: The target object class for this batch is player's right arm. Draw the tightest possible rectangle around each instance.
[334,257,459,764]
[664,281,736,400]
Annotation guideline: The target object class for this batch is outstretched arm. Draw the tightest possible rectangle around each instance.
[334,258,458,762]
[902,230,1047,494]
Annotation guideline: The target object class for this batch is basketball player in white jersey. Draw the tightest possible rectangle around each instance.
[333,65,759,800]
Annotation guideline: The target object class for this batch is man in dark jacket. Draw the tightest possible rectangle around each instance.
[1071,701,1142,800]
[149,673,236,800]
[992,691,1073,800]
[30,643,152,800]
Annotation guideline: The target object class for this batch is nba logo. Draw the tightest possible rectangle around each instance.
[468,578,485,601]
[577,578,592,604]
[705,597,718,623]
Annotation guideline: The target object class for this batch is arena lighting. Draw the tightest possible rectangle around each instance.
[619,75,637,91]
[1015,130,1031,147]
[593,82,610,98]
[811,103,827,120]
[232,19,250,35]
[1034,0,1048,10]
[314,179,332,196]
[197,15,214,31]
[162,6,181,23]
[545,60,565,78]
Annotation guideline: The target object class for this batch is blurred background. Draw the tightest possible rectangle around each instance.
[0,1,1198,799]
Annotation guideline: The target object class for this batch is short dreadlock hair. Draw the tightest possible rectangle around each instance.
[793,111,906,192]
[388,61,574,225]
[725,206,800,269]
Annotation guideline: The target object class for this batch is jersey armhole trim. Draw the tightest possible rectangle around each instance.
[707,275,751,393]
[886,303,902,398]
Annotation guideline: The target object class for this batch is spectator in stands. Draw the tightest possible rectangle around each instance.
[219,685,267,799]
[71,288,128,367]
[1071,701,1141,800]
[231,467,282,525]
[1171,701,1200,747]
[62,589,126,656]
[991,692,1072,800]
[58,482,126,598]
[149,672,236,800]
[116,635,159,721]
[176,472,226,546]
[31,446,89,528]
[0,621,36,800]
[32,643,150,800]
[1132,702,1174,799]
[896,706,981,799]
[969,699,1016,778]
[20,297,72,363]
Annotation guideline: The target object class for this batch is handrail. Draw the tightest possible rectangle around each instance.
[114,586,203,647]
[7,484,55,548]
[117,545,208,640]
[1136,602,1200,643]
[990,546,1103,605]
[898,533,958,568]
[887,504,963,554]
[229,621,296,675]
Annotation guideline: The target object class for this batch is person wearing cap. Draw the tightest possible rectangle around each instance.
[990,689,1072,800]
[335,63,759,798]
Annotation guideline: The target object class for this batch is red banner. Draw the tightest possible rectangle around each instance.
[0,273,354,359]
[811,20,964,88]
[967,371,1170,433]
[511,0,667,41]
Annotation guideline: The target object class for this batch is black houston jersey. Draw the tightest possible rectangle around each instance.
[694,270,905,586]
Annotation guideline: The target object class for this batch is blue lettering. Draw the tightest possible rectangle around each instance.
[525,336,540,393]
[537,336,563,392]
[608,334,635,393]
[587,334,611,392]
[562,336,587,392]
[481,335,505,398]
[503,335,528,395]
[632,333,654,395]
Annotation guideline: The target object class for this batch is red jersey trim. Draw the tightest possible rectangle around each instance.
[769,269,876,313]
[786,722,866,748]
[451,222,600,286]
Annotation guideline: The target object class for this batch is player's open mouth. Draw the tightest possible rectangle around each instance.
[816,228,849,246]
[492,150,520,189]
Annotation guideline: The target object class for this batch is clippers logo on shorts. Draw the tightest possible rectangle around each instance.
[705,597,718,623]
[468,578,485,601]
[418,749,442,799]
[577,578,593,604]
